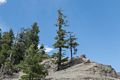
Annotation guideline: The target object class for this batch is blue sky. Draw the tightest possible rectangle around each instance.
[0,0,120,71]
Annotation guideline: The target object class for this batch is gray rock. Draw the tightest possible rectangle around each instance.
[46,62,120,80]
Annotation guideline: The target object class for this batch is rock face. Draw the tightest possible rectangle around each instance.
[45,56,120,80]
[46,62,120,80]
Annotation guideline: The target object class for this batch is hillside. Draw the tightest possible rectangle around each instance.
[45,56,120,80]
[2,56,120,80]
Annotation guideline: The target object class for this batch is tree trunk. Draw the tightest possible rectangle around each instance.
[70,46,73,62]
[58,47,62,70]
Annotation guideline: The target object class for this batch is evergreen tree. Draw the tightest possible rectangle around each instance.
[18,23,48,80]
[0,29,14,75]
[13,22,39,64]
[20,44,47,80]
[39,44,45,55]
[68,32,79,63]
[53,10,68,70]
[0,29,14,61]
[12,30,27,64]
[38,44,49,59]
[9,29,14,47]
[31,23,40,49]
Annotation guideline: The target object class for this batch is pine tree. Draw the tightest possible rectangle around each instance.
[38,44,50,59]
[0,29,14,75]
[9,29,14,47]
[68,32,79,63]
[12,30,27,64]
[20,44,47,80]
[53,10,68,70]
[0,29,14,61]
[31,23,40,49]
[13,23,39,64]
[39,44,45,55]
[18,23,48,80]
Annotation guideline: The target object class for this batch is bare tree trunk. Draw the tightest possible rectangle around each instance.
[70,46,73,63]
[58,47,62,70]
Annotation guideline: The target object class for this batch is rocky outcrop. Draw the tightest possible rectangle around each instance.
[45,56,120,80]
[87,63,118,78]
[46,62,120,80]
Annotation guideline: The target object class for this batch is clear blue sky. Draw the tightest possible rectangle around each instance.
[0,0,120,71]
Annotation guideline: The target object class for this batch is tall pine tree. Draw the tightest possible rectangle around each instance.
[19,23,48,80]
[68,32,79,63]
[53,10,68,70]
